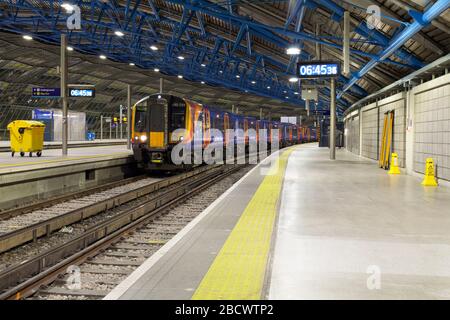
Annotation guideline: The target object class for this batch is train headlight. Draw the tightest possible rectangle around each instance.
[179,136,184,141]
[140,135,147,142]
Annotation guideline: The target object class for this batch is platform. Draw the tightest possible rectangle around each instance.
[0,139,126,153]
[0,144,135,211]
[105,143,450,300]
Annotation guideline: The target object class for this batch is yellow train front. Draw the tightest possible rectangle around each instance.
[131,93,197,170]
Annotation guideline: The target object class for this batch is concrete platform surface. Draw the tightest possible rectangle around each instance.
[0,139,126,149]
[269,144,450,300]
[105,143,450,300]
[0,145,132,173]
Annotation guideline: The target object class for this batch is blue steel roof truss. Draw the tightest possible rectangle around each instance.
[1,0,443,115]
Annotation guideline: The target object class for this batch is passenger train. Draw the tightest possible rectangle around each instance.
[131,94,317,170]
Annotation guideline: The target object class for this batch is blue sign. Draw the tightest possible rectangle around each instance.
[297,61,340,78]
[69,88,95,98]
[32,87,61,98]
[32,109,54,120]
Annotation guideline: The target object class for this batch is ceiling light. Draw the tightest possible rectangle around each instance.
[114,30,124,37]
[289,77,299,82]
[286,46,301,55]
[219,70,223,73]
[308,89,312,93]
[178,56,185,60]
[178,75,183,79]
[201,63,206,67]
[294,92,299,95]
[236,75,240,78]
[22,35,33,41]
[154,68,160,72]
[201,81,205,84]
[285,96,289,99]
[245,90,248,93]
[99,55,107,60]
[129,62,135,66]
[61,3,74,12]
[251,81,256,84]
[267,86,271,89]
[283,90,287,93]
[67,46,74,51]
[150,45,158,51]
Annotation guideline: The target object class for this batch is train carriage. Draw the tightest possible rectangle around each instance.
[131,93,316,170]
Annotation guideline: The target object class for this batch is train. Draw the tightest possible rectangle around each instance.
[131,93,317,170]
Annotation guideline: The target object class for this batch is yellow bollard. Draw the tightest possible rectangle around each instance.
[388,153,401,175]
[421,158,438,187]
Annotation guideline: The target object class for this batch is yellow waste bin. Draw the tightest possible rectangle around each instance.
[7,120,45,157]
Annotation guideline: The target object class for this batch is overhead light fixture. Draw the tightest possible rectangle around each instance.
[178,55,185,60]
[219,70,223,74]
[236,75,240,78]
[308,89,312,93]
[245,90,248,93]
[154,68,160,72]
[178,75,183,79]
[283,90,287,93]
[294,92,299,95]
[22,35,33,41]
[285,96,289,99]
[289,77,299,82]
[150,45,158,51]
[201,81,205,84]
[129,62,135,66]
[99,55,107,60]
[251,81,256,84]
[201,63,206,67]
[114,30,124,37]
[67,46,74,51]
[267,86,271,89]
[61,3,74,12]
[286,46,301,55]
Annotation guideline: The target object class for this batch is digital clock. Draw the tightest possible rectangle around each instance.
[68,88,95,98]
[297,61,340,78]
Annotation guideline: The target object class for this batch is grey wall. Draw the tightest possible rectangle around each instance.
[413,79,450,181]
[361,104,378,160]
[378,94,406,167]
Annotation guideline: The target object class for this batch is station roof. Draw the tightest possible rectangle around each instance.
[0,0,448,117]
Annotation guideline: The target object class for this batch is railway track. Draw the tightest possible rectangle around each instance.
[0,164,248,300]
[0,167,212,253]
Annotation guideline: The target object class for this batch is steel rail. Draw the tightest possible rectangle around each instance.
[0,164,241,300]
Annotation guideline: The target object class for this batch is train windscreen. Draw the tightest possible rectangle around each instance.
[134,104,148,132]
[169,99,186,131]
[149,97,166,132]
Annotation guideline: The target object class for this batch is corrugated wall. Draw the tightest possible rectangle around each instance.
[361,104,378,160]
[378,94,406,167]
[414,81,450,181]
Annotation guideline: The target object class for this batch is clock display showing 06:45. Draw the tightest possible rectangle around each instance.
[297,62,340,78]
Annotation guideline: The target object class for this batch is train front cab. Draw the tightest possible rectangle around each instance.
[132,94,194,170]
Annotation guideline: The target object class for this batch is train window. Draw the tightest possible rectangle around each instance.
[134,104,148,132]
[169,99,186,131]
[148,97,166,132]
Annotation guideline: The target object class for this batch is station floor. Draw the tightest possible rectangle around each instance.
[104,143,450,300]
[0,143,132,173]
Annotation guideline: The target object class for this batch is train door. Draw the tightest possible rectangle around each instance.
[256,121,260,143]
[203,107,211,148]
[224,113,230,146]
[244,119,249,145]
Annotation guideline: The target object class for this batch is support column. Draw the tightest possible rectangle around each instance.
[127,85,132,149]
[343,11,350,76]
[160,78,164,93]
[61,34,68,156]
[330,78,336,160]
[305,99,310,117]
[259,108,262,120]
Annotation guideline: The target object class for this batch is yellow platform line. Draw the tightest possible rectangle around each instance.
[192,147,295,300]
[0,152,131,168]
